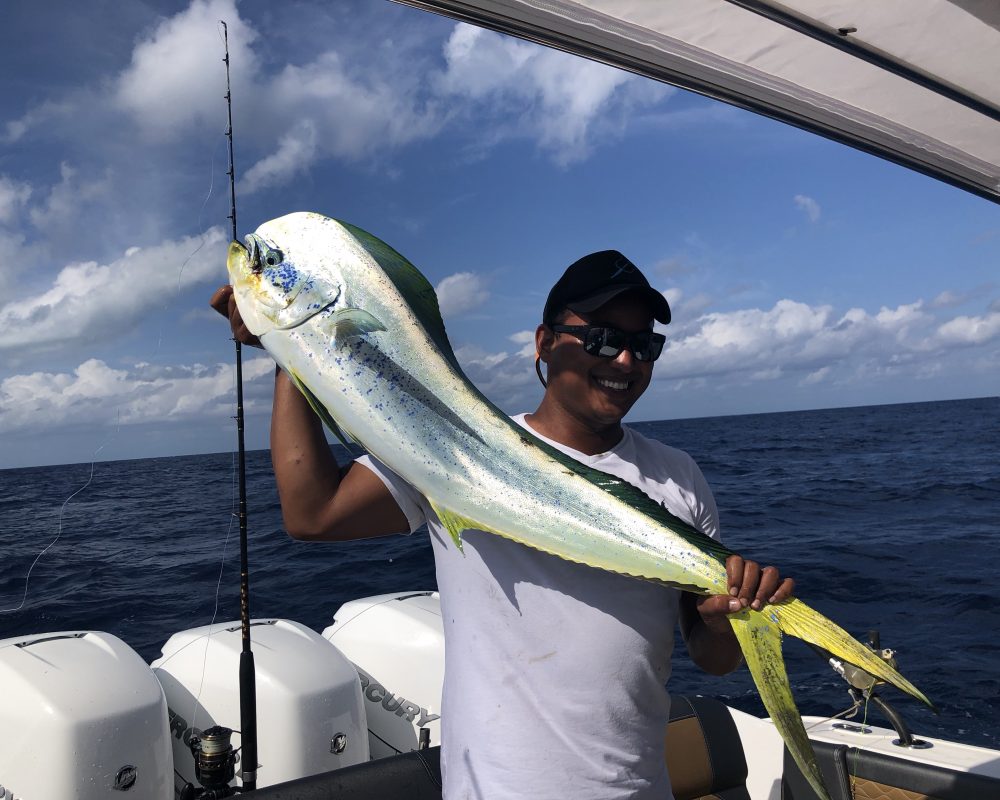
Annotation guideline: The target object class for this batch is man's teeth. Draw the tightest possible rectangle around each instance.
[596,377,630,390]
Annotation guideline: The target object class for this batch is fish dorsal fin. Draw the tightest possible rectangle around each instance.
[340,221,463,372]
[287,367,360,449]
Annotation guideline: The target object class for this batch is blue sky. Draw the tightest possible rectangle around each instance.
[1,0,997,469]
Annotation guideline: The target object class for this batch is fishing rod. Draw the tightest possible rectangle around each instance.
[183,20,260,797]
[224,20,259,792]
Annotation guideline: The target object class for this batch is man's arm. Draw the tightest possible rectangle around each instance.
[211,285,409,541]
[680,555,795,676]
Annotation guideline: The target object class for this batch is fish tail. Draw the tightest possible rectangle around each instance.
[770,598,935,710]
[729,608,833,800]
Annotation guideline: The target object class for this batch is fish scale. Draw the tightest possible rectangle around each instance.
[228,211,933,800]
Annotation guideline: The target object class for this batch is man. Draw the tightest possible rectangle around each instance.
[211,248,793,800]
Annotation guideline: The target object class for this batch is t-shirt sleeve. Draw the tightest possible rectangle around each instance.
[354,454,427,534]
[687,459,722,542]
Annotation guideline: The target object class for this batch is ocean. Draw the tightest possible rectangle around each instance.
[1,396,997,750]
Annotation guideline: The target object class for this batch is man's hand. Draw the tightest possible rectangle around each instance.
[696,554,795,625]
[210,285,263,348]
[682,554,794,674]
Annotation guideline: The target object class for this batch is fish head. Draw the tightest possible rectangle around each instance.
[226,213,344,336]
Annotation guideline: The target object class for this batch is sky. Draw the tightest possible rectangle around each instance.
[1,0,998,469]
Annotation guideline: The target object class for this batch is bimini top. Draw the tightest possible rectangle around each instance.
[397,0,1000,204]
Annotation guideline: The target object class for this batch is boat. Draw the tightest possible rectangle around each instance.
[3,589,999,798]
[2,1,998,798]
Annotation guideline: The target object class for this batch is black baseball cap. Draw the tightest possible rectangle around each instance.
[542,250,671,325]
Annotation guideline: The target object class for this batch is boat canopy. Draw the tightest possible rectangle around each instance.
[396,0,1000,204]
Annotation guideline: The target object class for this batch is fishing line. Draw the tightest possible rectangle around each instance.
[0,413,120,614]
[152,128,226,360]
[190,449,240,735]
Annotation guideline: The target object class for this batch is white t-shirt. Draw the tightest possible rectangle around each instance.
[357,414,721,800]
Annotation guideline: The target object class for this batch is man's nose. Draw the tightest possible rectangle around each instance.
[612,346,636,369]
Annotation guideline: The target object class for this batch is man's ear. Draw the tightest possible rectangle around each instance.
[535,324,554,363]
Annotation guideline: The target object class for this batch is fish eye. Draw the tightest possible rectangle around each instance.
[263,248,283,267]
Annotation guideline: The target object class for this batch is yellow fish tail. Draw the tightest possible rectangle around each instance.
[771,598,934,710]
[730,608,833,800]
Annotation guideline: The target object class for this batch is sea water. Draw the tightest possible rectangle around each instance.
[1,396,996,748]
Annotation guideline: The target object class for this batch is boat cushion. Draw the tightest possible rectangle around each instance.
[666,695,751,800]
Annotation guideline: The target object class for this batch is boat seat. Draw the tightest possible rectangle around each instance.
[781,738,1000,800]
[666,695,751,800]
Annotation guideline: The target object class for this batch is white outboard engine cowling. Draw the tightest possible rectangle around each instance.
[0,630,173,799]
[152,618,368,792]
[323,591,445,759]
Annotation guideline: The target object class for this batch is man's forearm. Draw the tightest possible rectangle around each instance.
[680,593,744,676]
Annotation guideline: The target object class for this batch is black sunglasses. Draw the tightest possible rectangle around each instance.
[550,324,666,362]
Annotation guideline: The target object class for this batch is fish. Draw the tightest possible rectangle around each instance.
[227,211,933,800]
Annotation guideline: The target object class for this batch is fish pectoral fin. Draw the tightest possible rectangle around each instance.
[428,501,506,554]
[771,598,935,711]
[729,609,833,800]
[286,369,359,449]
[326,307,387,344]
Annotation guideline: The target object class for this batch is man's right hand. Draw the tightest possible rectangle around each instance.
[210,285,263,348]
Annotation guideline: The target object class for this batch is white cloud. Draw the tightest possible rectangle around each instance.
[444,294,1000,413]
[0,357,274,435]
[932,290,963,308]
[234,47,445,192]
[454,343,540,411]
[0,228,227,353]
[508,330,537,358]
[2,100,73,144]
[794,194,821,223]
[114,0,257,141]
[436,272,490,317]
[936,311,1000,345]
[443,295,1000,414]
[0,176,31,223]
[238,120,318,194]
[28,162,110,233]
[438,24,668,164]
[657,299,932,382]
[801,366,830,385]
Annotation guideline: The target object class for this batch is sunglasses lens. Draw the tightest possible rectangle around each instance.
[629,332,655,362]
[637,333,665,362]
[574,326,665,362]
[598,328,626,358]
[582,328,618,358]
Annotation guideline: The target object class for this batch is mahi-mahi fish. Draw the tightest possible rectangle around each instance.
[227,212,932,800]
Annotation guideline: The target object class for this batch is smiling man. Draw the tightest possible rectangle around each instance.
[212,248,793,800]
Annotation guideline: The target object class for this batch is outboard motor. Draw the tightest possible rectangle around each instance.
[152,618,368,792]
[0,630,173,799]
[324,592,445,759]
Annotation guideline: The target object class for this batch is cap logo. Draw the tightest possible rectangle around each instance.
[610,257,635,279]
